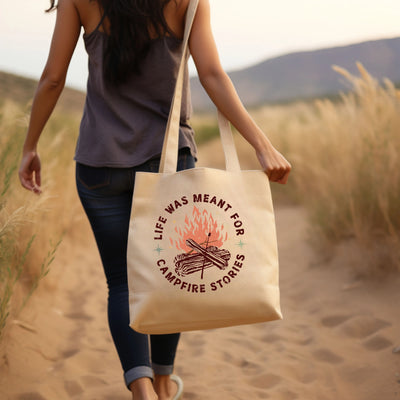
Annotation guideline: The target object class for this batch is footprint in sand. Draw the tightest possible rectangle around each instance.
[61,348,80,359]
[320,314,352,327]
[240,359,261,376]
[261,333,282,343]
[249,373,282,389]
[339,315,391,339]
[64,380,84,397]
[294,336,313,346]
[363,334,393,351]
[312,348,344,364]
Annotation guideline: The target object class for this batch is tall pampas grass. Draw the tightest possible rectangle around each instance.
[0,100,80,339]
[250,63,400,275]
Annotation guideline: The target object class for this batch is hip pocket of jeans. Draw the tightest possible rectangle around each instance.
[76,163,111,190]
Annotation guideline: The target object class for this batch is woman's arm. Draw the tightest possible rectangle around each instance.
[189,0,291,184]
[19,0,81,193]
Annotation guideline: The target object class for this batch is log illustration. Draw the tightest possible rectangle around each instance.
[174,238,231,277]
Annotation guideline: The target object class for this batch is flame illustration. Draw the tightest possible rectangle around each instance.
[170,206,228,252]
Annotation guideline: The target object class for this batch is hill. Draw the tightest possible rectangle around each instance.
[0,71,85,114]
[190,36,400,110]
[2,36,400,113]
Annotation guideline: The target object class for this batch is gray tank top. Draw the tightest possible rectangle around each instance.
[74,28,197,167]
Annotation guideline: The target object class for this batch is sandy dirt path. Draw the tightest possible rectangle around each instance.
[1,205,399,399]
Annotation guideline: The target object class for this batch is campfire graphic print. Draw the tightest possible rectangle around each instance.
[171,207,231,279]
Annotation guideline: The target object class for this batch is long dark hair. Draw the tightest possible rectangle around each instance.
[47,0,174,84]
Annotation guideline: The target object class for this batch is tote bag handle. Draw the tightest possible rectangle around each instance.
[159,0,241,174]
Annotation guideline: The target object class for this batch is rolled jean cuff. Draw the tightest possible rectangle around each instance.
[124,366,154,388]
[152,362,174,375]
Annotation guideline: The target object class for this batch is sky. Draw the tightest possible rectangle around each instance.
[1,0,399,91]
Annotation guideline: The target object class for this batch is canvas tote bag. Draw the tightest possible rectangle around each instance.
[127,0,282,334]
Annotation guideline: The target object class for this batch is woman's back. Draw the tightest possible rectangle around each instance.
[74,0,196,168]
[74,0,190,41]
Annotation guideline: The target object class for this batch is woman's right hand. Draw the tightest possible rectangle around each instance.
[19,150,42,194]
[256,143,291,185]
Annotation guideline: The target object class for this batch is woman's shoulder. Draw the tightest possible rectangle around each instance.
[71,0,103,34]
[174,0,191,11]
[164,0,191,39]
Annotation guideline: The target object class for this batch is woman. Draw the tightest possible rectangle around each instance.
[19,0,291,399]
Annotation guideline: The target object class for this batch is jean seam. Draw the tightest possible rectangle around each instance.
[76,164,111,190]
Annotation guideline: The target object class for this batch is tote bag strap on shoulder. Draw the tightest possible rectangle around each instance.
[159,0,241,174]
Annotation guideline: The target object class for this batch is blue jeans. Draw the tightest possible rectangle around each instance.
[75,148,195,388]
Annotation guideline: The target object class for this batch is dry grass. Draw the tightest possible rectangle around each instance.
[0,100,81,339]
[250,63,400,275]
[197,64,400,275]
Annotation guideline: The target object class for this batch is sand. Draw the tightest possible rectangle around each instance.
[0,204,399,400]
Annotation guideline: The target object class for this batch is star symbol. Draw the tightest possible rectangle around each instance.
[236,240,246,248]
[154,245,164,255]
